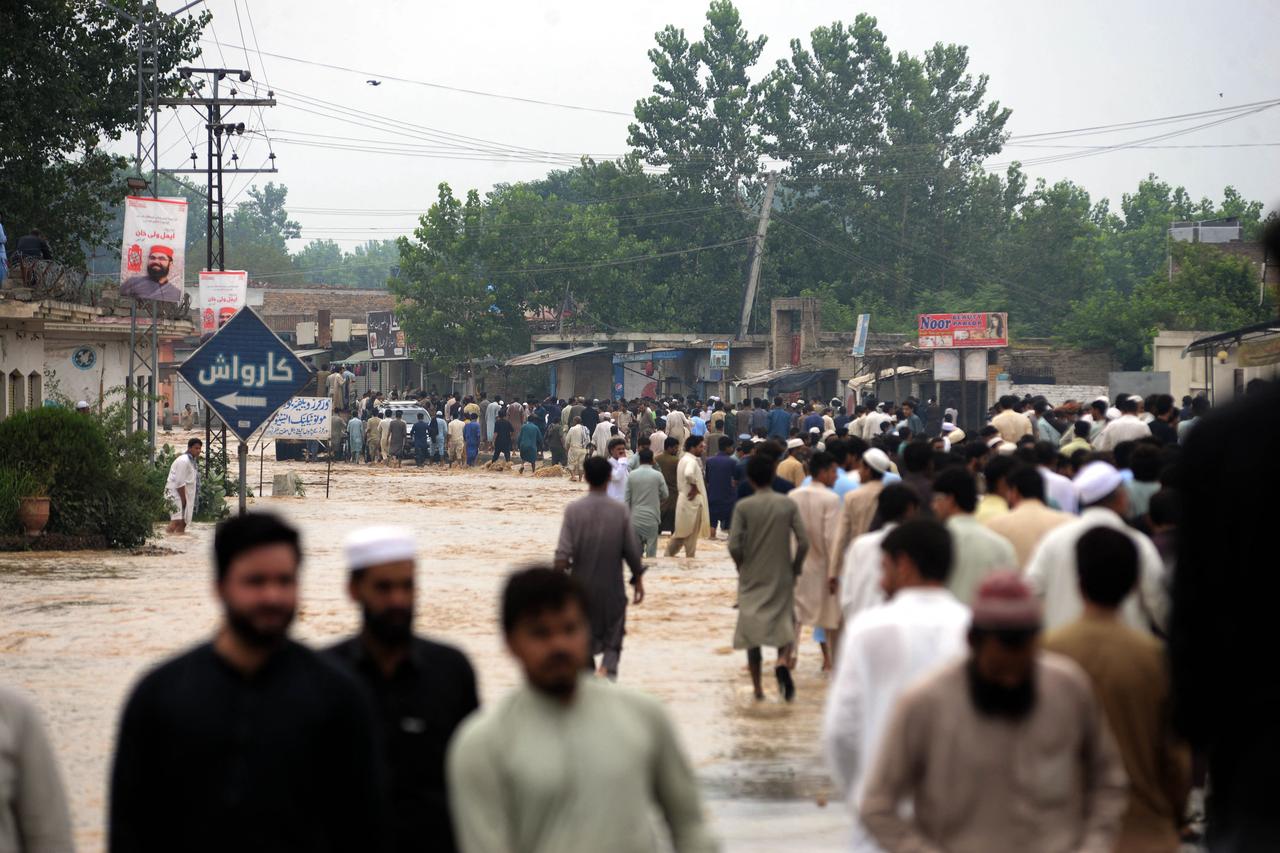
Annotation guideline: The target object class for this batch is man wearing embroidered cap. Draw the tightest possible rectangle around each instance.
[326,525,478,853]
[1025,460,1167,633]
[861,571,1128,853]
[121,244,183,302]
[829,447,891,581]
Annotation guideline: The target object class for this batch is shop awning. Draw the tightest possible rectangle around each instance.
[332,349,413,365]
[1182,320,1280,357]
[291,348,329,359]
[733,365,833,391]
[504,346,609,367]
[847,365,928,389]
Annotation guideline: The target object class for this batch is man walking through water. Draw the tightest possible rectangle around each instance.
[553,456,645,680]
[730,453,810,701]
[327,526,479,853]
[110,513,386,852]
[165,437,201,534]
[447,568,717,852]
[666,435,710,558]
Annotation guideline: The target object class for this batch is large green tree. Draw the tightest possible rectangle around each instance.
[0,0,208,263]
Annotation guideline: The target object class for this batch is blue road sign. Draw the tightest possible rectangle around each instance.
[178,307,311,442]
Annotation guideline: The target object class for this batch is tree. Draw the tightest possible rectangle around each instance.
[629,0,767,201]
[223,183,300,281]
[0,0,208,264]
[1062,241,1273,369]
[392,184,529,375]
[293,240,345,283]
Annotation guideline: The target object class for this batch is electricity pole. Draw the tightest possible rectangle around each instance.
[97,0,200,451]
[737,172,778,340]
[163,68,277,488]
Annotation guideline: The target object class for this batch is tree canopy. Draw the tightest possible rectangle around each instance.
[0,0,208,264]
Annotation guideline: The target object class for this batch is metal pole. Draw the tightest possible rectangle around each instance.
[127,301,137,432]
[238,441,247,515]
[149,299,158,455]
[259,444,264,497]
[958,351,967,433]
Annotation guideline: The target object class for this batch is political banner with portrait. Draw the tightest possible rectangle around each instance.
[264,397,332,440]
[366,310,408,359]
[197,270,249,338]
[120,196,188,303]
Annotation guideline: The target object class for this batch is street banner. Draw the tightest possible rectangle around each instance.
[197,270,249,338]
[852,313,871,356]
[918,312,1008,349]
[120,196,188,303]
[709,341,730,369]
[264,397,332,440]
[366,310,408,359]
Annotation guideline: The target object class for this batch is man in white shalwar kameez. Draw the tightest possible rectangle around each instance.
[823,518,970,852]
[666,435,710,557]
[1025,461,1167,633]
[789,450,844,666]
[165,438,202,533]
[839,483,920,622]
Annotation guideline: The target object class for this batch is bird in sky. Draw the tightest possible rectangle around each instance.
[367,79,382,86]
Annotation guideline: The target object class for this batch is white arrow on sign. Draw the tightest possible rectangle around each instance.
[215,392,269,410]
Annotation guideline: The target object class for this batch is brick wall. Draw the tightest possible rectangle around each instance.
[1010,384,1109,405]
[257,289,395,320]
[1002,343,1117,386]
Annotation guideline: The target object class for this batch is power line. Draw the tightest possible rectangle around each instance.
[200,38,632,117]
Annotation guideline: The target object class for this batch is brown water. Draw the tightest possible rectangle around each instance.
[0,436,849,850]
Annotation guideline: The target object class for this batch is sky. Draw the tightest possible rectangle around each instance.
[124,0,1280,251]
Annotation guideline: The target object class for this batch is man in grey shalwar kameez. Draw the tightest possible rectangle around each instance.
[729,453,810,701]
[554,456,646,680]
[624,448,668,557]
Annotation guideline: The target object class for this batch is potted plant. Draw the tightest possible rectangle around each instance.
[17,472,50,537]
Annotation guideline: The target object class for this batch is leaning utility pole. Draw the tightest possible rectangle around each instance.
[737,171,779,340]
[162,67,277,485]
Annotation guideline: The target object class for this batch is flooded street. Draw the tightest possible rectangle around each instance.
[0,439,849,851]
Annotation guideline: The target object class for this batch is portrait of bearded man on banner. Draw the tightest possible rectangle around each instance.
[121,244,183,302]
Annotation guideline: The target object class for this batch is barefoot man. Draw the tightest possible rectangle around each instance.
[165,438,201,534]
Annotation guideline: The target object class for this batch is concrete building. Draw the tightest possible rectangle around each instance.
[1,265,193,421]
[507,298,1116,432]
[1154,324,1280,404]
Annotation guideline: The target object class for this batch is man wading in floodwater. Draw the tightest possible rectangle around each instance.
[165,438,201,534]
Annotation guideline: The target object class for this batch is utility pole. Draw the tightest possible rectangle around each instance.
[163,68,277,493]
[97,0,200,452]
[737,171,778,340]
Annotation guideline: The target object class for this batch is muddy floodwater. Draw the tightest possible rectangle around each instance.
[0,437,850,850]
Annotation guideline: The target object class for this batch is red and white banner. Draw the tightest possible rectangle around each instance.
[197,270,249,337]
[917,312,1008,349]
[120,196,188,304]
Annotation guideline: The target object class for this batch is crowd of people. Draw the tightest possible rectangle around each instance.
[4,376,1278,852]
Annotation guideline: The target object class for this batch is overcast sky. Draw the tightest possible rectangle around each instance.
[130,0,1280,250]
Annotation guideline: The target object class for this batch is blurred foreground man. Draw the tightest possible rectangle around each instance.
[823,518,969,852]
[1044,527,1189,852]
[860,572,1127,853]
[327,526,479,853]
[447,568,717,853]
[0,682,73,852]
[110,513,386,853]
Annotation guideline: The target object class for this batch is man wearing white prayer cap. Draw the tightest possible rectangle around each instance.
[1023,462,1168,633]
[326,525,478,853]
